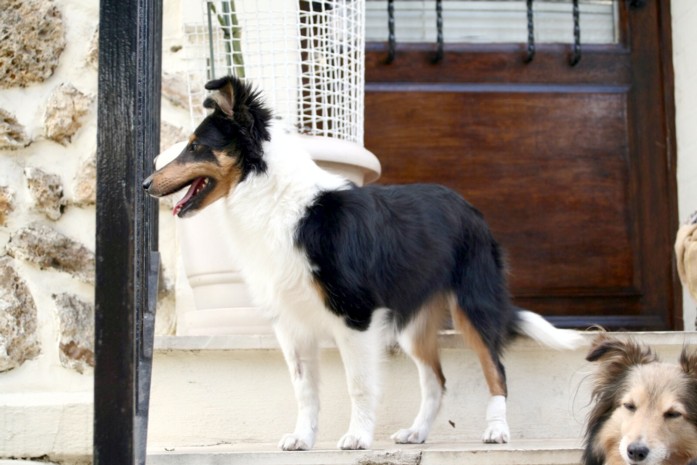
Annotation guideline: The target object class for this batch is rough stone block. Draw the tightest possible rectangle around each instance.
[52,293,94,374]
[43,83,93,145]
[72,153,96,206]
[0,186,15,226]
[6,224,95,284]
[24,167,65,220]
[161,72,189,109]
[0,256,40,372]
[86,26,99,70]
[160,121,188,152]
[0,108,31,150]
[0,0,66,88]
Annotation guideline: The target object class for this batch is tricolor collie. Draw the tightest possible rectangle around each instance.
[143,76,583,450]
[584,335,697,465]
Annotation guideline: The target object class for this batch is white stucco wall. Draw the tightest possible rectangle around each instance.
[672,0,697,330]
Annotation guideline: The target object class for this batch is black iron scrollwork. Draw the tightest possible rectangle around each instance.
[432,0,444,63]
[524,0,535,63]
[629,0,647,7]
[569,0,581,66]
[385,0,396,64]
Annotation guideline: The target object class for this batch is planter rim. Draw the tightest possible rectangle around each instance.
[298,135,381,184]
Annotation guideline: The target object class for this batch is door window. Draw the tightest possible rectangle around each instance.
[366,0,619,44]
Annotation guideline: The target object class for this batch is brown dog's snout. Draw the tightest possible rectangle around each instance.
[627,442,650,463]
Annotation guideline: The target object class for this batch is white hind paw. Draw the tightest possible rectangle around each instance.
[278,433,312,451]
[482,421,510,444]
[337,432,372,450]
[391,428,428,444]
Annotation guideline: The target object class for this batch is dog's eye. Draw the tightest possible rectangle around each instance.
[190,142,200,150]
[664,410,682,419]
[623,402,637,412]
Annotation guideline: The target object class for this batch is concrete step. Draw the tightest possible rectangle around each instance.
[147,439,582,465]
[147,331,694,453]
[1,332,693,462]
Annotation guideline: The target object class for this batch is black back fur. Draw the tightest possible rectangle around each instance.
[295,183,519,357]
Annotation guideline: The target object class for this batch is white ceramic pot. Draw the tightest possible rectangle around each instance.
[156,136,381,335]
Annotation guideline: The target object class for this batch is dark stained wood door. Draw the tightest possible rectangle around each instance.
[364,1,680,329]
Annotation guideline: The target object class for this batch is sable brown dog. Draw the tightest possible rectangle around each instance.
[584,335,697,465]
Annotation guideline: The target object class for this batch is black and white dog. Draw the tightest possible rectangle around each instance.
[144,76,583,450]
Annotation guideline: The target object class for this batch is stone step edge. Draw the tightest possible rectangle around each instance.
[154,330,695,352]
[147,439,583,465]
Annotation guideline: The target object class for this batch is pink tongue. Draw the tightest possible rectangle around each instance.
[173,177,205,216]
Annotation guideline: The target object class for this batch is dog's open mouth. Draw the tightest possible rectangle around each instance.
[173,176,213,217]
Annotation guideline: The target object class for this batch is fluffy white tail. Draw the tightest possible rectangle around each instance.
[515,310,586,350]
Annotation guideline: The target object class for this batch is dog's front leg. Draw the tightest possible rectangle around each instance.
[334,326,382,450]
[274,325,320,451]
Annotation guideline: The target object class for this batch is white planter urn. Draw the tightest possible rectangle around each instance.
[156,136,381,335]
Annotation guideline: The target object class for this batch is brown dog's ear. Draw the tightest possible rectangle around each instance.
[586,334,658,365]
[586,335,658,392]
[680,346,697,378]
[203,76,235,117]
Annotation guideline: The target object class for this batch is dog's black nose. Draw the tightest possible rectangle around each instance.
[142,174,153,191]
[627,442,650,462]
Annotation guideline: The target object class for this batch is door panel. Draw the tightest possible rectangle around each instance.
[364,1,679,329]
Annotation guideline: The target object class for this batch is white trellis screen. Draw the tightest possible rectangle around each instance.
[184,0,366,145]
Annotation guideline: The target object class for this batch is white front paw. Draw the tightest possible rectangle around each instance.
[279,433,313,451]
[482,420,510,444]
[391,427,428,444]
[337,432,372,450]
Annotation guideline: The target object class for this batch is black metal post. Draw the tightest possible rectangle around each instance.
[95,0,162,463]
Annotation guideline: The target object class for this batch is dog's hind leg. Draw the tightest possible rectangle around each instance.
[274,324,320,451]
[391,296,448,444]
[333,315,386,450]
[451,307,510,444]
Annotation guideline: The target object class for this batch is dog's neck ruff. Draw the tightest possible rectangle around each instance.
[221,123,348,311]
[227,122,347,226]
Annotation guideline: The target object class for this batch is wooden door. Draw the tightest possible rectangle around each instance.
[364,1,680,329]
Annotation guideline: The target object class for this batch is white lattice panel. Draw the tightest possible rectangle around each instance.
[184,0,365,144]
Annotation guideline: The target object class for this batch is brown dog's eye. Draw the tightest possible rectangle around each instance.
[664,410,682,419]
[190,142,200,151]
[623,402,637,412]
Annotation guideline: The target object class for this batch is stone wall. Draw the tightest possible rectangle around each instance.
[0,0,187,400]
[0,0,193,383]
[0,0,191,460]
[0,0,95,379]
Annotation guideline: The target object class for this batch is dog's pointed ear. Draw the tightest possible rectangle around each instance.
[680,346,697,378]
[586,334,658,367]
[203,76,236,117]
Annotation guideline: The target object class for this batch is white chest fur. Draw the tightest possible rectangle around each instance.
[221,126,347,332]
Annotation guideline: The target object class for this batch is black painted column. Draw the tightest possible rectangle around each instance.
[94,0,162,463]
